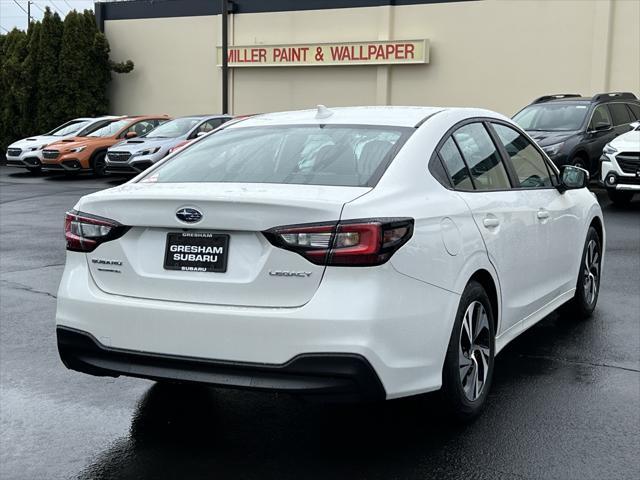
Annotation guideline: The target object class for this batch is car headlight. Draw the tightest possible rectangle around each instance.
[603,144,617,155]
[29,146,41,151]
[136,147,161,156]
[69,146,86,153]
[542,142,563,156]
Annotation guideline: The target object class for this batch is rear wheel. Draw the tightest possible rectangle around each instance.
[441,281,495,422]
[561,226,601,319]
[607,189,634,207]
[92,152,107,177]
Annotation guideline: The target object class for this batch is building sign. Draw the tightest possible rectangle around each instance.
[216,39,429,67]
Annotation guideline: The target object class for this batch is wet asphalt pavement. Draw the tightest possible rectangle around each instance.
[0,166,638,480]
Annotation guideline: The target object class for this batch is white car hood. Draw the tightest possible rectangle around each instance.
[8,134,73,150]
[610,130,640,152]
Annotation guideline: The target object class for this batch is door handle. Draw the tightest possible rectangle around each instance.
[537,209,550,220]
[483,217,500,228]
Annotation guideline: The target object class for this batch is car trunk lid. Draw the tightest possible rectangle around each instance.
[79,182,369,307]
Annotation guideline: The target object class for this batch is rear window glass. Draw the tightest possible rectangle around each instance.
[608,103,633,126]
[143,125,412,187]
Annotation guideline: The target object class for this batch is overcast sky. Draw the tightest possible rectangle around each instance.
[1,0,95,33]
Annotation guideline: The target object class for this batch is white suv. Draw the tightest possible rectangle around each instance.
[601,121,640,206]
[5,117,117,174]
[56,106,604,420]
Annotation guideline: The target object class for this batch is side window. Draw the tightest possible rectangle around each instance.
[608,103,633,126]
[195,119,223,136]
[628,103,640,120]
[492,124,553,188]
[439,137,473,190]
[452,123,511,190]
[122,120,156,138]
[589,105,612,130]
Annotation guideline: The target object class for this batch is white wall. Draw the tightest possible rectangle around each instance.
[104,0,640,118]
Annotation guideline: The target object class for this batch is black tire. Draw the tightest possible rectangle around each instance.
[26,166,42,175]
[91,151,107,177]
[441,280,496,422]
[607,189,634,207]
[570,155,588,171]
[561,226,601,319]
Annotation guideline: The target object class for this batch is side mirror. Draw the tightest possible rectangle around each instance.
[125,131,137,139]
[593,121,612,132]
[196,131,207,137]
[557,165,589,193]
[630,121,640,131]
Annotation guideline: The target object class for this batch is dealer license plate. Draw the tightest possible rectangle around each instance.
[164,232,229,273]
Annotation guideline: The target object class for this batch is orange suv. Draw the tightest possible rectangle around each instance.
[41,115,170,176]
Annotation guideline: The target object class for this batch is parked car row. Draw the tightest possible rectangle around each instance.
[4,92,639,206]
[5,114,232,176]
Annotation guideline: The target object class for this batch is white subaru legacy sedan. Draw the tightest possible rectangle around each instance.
[56,106,604,419]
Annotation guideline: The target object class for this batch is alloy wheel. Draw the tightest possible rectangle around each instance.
[583,239,600,305]
[459,301,491,402]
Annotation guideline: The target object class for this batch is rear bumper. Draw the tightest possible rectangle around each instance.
[56,252,460,399]
[57,325,385,401]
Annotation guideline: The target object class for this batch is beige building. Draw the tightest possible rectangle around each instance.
[98,0,640,118]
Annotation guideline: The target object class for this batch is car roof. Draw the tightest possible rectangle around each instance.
[531,92,638,106]
[232,106,449,128]
[536,98,593,105]
[178,114,231,119]
[124,115,170,121]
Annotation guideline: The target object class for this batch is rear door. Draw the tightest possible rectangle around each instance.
[490,122,583,302]
[584,104,617,168]
[608,103,635,136]
[81,183,368,307]
[442,121,547,332]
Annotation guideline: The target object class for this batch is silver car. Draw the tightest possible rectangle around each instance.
[105,115,231,174]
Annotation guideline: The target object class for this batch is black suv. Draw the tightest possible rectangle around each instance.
[513,92,640,176]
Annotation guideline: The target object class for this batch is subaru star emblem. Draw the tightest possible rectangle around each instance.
[176,207,203,223]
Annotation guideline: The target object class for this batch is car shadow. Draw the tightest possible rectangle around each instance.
[75,381,471,480]
[73,309,598,480]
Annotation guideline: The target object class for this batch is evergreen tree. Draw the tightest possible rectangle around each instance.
[0,9,133,151]
[59,11,88,118]
[90,32,113,114]
[0,29,29,151]
[35,8,64,132]
[19,22,42,136]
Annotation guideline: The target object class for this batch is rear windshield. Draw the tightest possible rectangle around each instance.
[142,124,412,187]
[513,104,589,131]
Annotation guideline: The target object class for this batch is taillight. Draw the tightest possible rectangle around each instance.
[65,210,129,252]
[264,218,414,266]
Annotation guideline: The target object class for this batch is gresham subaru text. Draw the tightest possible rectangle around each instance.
[55,106,604,420]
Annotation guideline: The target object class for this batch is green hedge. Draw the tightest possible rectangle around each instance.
[0,8,133,151]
